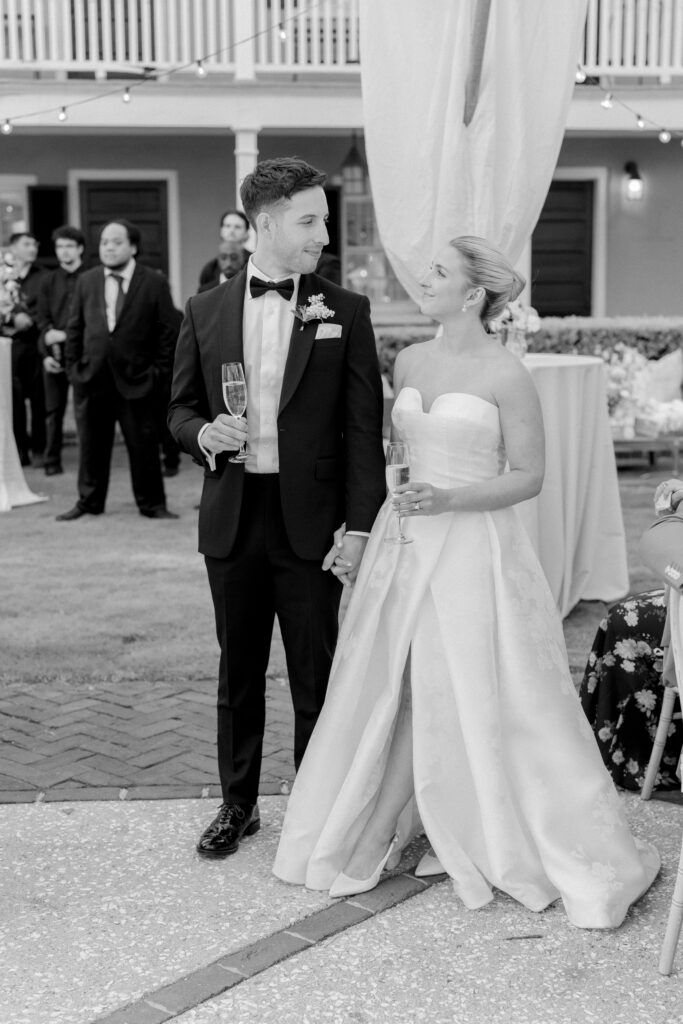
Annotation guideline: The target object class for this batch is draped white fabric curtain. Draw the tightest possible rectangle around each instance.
[358,0,589,302]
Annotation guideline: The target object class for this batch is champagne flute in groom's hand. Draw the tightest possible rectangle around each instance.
[221,362,248,464]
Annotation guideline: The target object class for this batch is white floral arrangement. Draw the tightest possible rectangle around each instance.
[491,300,541,337]
[293,294,334,331]
[0,253,22,331]
[598,342,650,419]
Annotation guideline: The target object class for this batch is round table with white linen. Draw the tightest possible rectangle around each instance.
[518,353,628,618]
[0,336,47,511]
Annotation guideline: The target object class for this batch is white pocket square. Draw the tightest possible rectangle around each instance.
[315,323,342,340]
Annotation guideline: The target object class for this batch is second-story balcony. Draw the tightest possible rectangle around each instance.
[2,0,683,84]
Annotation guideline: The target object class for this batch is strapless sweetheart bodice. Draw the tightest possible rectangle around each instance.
[391,386,506,488]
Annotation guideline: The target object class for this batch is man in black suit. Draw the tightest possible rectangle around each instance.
[196,240,248,294]
[197,209,250,290]
[169,157,386,857]
[36,225,86,476]
[57,219,179,521]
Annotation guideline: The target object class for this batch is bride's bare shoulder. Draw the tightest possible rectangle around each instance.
[492,349,539,403]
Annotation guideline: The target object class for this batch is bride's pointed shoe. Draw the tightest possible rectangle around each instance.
[415,850,445,877]
[329,834,400,899]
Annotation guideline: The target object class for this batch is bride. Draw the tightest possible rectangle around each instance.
[273,236,660,928]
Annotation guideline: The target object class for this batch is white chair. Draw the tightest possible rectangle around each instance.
[640,594,683,974]
[640,685,680,801]
[659,791,683,976]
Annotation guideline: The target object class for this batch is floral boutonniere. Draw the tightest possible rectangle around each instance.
[293,293,334,332]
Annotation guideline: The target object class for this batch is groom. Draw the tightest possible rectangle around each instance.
[169,157,386,857]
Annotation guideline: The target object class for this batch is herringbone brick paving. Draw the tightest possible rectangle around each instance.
[0,672,295,801]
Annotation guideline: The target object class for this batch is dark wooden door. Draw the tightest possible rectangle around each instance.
[79,180,168,274]
[531,181,593,316]
[29,185,67,270]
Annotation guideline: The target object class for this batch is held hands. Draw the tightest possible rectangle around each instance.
[201,413,248,455]
[43,355,63,374]
[45,328,67,345]
[393,481,451,517]
[654,478,683,515]
[322,524,368,587]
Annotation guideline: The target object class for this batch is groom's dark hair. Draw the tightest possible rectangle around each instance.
[240,157,327,228]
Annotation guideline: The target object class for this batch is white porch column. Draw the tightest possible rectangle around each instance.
[234,129,260,207]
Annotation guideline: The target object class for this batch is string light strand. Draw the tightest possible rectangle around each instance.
[0,1,324,130]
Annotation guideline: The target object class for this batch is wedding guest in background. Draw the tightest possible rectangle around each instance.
[36,226,86,476]
[197,209,251,290]
[8,231,47,466]
[57,219,179,521]
[197,240,249,293]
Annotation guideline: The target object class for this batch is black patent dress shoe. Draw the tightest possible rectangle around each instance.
[45,464,64,476]
[196,803,260,858]
[55,505,99,521]
[140,507,179,519]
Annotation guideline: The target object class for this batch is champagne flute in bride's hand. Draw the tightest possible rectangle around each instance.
[385,441,413,545]
[221,362,248,464]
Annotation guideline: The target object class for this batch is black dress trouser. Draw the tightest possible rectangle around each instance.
[205,474,343,809]
[73,378,166,515]
[43,369,69,469]
[11,339,46,459]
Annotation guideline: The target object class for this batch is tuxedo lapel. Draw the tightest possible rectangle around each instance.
[95,267,108,327]
[278,274,318,415]
[119,263,143,320]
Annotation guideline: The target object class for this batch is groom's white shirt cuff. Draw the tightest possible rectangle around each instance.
[197,423,216,471]
[346,531,370,538]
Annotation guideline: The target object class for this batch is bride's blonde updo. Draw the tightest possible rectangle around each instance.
[449,236,525,331]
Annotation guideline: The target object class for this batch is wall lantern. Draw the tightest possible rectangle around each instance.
[624,161,644,201]
[341,133,367,195]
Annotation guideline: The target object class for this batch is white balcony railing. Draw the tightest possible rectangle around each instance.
[0,0,359,74]
[582,0,683,77]
[1,0,682,80]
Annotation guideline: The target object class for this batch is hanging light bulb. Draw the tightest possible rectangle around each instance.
[658,128,671,143]
[122,87,131,103]
[575,65,587,84]
[195,60,207,78]
[1,118,13,135]
[600,92,613,109]
[278,23,287,40]
[636,113,645,128]
[58,106,68,122]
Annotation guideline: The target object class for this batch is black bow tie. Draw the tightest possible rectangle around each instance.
[249,276,295,301]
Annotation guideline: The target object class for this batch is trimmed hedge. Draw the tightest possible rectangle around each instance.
[375,317,683,385]
[527,317,683,360]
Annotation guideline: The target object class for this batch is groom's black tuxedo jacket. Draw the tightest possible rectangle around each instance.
[168,269,386,561]
[65,264,178,399]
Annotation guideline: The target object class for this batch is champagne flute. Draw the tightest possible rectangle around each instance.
[221,362,248,464]
[385,441,413,545]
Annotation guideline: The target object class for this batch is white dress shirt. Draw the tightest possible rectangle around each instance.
[242,258,300,473]
[104,258,136,332]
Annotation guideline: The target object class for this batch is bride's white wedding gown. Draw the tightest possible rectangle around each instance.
[273,386,660,928]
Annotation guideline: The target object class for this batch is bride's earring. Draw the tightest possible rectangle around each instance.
[461,304,468,313]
